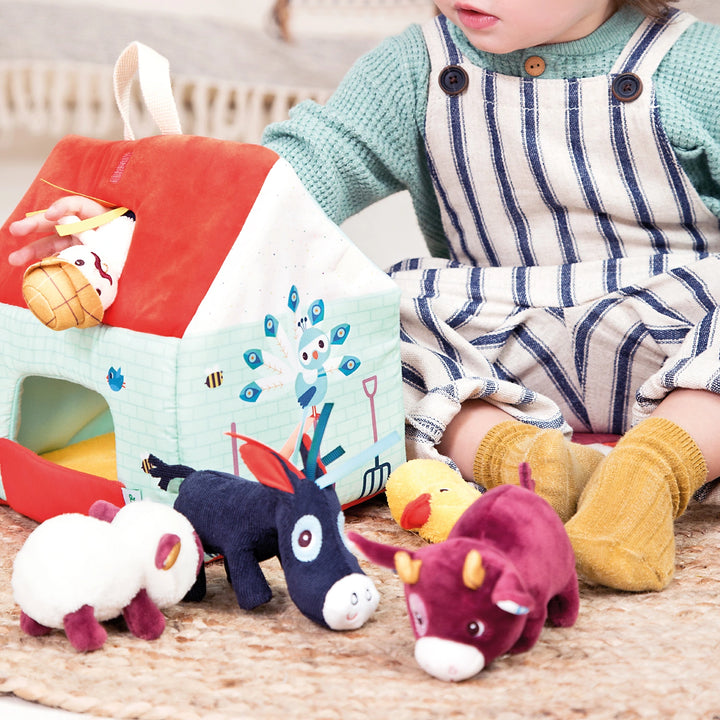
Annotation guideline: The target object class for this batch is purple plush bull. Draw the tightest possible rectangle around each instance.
[350,463,579,681]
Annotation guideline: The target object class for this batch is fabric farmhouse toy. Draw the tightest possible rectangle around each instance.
[350,464,579,681]
[12,499,203,652]
[0,42,404,523]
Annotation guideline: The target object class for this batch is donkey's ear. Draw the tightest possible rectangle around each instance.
[230,434,301,494]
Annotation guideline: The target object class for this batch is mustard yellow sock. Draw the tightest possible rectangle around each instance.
[473,420,605,522]
[565,417,707,592]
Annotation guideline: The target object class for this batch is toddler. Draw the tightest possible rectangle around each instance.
[10,0,720,592]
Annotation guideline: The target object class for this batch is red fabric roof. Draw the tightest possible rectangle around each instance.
[0,135,278,338]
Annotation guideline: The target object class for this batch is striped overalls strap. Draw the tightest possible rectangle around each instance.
[422,10,718,278]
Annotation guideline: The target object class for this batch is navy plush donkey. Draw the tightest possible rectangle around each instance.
[149,404,379,630]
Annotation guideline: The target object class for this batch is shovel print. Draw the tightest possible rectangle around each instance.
[362,375,392,496]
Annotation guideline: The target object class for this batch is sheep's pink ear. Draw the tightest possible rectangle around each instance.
[156,533,181,570]
[88,500,121,522]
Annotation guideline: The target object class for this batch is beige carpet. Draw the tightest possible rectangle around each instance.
[2,494,720,720]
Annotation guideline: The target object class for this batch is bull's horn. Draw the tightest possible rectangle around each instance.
[394,551,422,585]
[462,549,485,590]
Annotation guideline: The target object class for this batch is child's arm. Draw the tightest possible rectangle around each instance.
[262,24,434,227]
[655,19,720,213]
[8,196,106,266]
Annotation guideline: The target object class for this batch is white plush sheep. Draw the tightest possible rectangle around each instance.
[12,500,202,651]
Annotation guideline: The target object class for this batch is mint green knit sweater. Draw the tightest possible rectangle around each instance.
[263,7,720,258]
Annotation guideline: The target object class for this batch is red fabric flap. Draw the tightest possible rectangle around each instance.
[0,438,126,522]
[0,135,279,338]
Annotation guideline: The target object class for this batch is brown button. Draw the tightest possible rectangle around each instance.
[524,56,546,77]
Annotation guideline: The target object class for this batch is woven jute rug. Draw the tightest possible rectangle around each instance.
[2,495,720,720]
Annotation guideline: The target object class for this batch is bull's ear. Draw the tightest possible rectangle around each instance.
[347,531,404,570]
[492,568,533,615]
[496,599,530,616]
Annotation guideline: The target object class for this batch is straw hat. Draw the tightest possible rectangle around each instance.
[22,257,104,330]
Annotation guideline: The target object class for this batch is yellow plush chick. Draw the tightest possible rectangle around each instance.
[385,459,482,543]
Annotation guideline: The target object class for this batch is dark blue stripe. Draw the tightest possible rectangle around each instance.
[512,266,530,307]
[619,9,679,73]
[471,327,514,350]
[650,252,666,276]
[437,17,494,264]
[424,148,465,263]
[514,325,592,429]
[485,72,534,264]
[522,79,578,264]
[437,15,461,64]
[611,323,648,434]
[401,361,427,393]
[661,356,691,390]
[647,325,691,343]
[573,297,618,388]
[669,266,716,313]
[566,79,623,257]
[661,310,715,388]
[610,98,669,252]
[619,285,689,323]
[416,297,466,381]
[414,268,466,380]
[387,257,421,275]
[652,103,709,255]
[691,311,713,355]
[447,266,484,329]
[604,258,621,293]
[559,264,574,306]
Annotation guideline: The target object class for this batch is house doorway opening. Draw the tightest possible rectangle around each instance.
[16,376,117,480]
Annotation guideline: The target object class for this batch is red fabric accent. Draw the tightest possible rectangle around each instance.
[572,432,620,446]
[63,604,108,652]
[155,533,181,570]
[400,493,431,530]
[20,611,51,637]
[238,440,297,494]
[0,438,126,522]
[123,588,165,640]
[87,499,122,522]
[0,136,279,338]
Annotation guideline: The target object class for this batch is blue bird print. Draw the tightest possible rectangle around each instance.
[107,366,126,392]
[295,324,331,413]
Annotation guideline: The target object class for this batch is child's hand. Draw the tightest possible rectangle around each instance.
[7,196,107,267]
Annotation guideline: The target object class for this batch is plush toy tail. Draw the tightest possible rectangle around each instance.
[518,462,536,493]
[147,455,196,491]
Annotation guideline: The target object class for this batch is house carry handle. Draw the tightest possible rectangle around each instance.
[113,41,182,141]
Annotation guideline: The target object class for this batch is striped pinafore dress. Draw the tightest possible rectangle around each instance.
[389,10,720,466]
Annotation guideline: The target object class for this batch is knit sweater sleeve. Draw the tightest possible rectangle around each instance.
[262,24,446,254]
[655,18,720,218]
